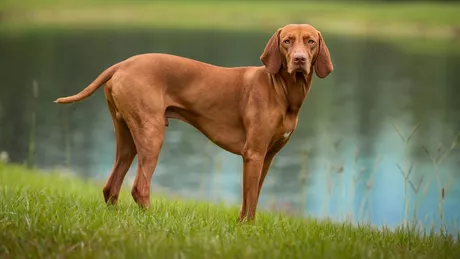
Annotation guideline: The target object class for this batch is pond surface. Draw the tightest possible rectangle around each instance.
[0,28,459,233]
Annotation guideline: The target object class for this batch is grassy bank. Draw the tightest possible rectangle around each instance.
[0,163,459,258]
[1,0,459,40]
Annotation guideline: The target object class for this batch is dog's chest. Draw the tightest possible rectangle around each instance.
[270,127,295,149]
[272,112,298,143]
[283,110,299,134]
[282,130,293,139]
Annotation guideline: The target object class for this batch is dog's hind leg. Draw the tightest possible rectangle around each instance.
[102,85,137,206]
[128,114,165,209]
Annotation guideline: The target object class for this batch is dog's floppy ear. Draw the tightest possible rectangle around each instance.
[260,29,282,75]
[314,32,333,78]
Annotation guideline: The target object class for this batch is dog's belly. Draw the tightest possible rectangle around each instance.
[200,125,246,155]
[165,107,245,155]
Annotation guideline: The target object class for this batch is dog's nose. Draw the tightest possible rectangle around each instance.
[293,53,306,64]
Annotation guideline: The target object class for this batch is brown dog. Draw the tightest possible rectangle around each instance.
[55,24,333,221]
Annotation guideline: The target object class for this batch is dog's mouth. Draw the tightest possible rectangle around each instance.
[288,63,309,75]
[294,64,305,72]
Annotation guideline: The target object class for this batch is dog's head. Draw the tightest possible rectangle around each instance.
[260,24,333,78]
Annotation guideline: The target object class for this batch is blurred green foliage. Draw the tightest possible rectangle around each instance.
[1,0,458,10]
[1,1,459,32]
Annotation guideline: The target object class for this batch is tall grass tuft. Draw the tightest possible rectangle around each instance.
[27,80,39,168]
[62,105,72,167]
[393,123,420,224]
[422,132,460,233]
[298,146,309,216]
[349,147,364,223]
[356,155,380,223]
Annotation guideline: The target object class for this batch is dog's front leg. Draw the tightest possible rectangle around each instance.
[256,140,288,203]
[239,147,266,222]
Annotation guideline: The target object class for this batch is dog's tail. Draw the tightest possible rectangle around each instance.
[54,63,120,104]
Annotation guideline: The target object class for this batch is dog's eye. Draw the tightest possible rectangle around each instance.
[307,39,315,45]
[283,39,291,45]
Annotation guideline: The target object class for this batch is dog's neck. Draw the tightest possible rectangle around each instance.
[271,69,313,114]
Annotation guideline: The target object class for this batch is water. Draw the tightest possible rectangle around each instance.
[0,28,459,233]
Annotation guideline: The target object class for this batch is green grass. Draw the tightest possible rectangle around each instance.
[1,0,459,40]
[1,163,459,258]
